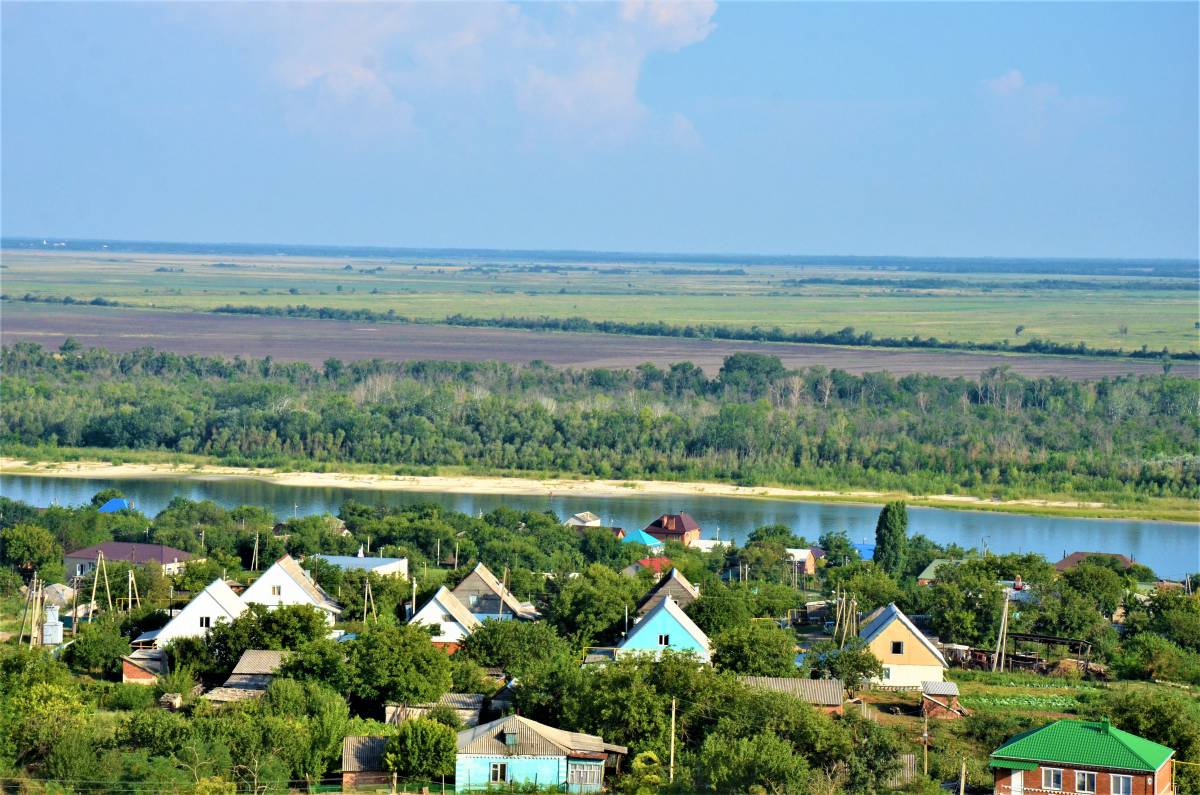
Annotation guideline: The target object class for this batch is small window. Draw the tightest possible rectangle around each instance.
[199,616,212,629]
[271,585,282,596]
[658,634,671,646]
[1076,771,1096,793]
[468,594,479,607]
[882,667,892,680]
[1111,774,1133,795]
[1042,768,1062,791]
[891,641,905,655]
[490,763,507,783]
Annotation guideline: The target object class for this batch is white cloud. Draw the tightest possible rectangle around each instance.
[193,2,716,146]
[981,67,1119,143]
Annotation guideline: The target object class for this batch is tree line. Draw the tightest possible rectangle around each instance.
[3,343,1197,500]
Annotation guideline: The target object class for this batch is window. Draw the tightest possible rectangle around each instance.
[1111,775,1133,795]
[271,585,282,596]
[1076,771,1097,793]
[489,763,507,783]
[199,616,211,628]
[1042,768,1063,791]
[468,594,479,607]
[569,765,602,785]
[882,667,892,680]
[658,634,671,646]
[891,641,905,655]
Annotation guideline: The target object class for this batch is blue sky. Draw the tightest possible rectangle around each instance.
[2,2,1197,258]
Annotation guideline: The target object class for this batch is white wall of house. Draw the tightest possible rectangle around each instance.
[410,597,473,645]
[242,565,336,625]
[873,663,945,688]
[154,586,247,648]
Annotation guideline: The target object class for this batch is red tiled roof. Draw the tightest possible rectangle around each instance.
[65,542,193,565]
[637,557,673,574]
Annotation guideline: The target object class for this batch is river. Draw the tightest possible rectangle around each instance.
[2,474,1197,580]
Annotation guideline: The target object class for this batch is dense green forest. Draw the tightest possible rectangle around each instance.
[3,343,1197,501]
[2,493,1199,794]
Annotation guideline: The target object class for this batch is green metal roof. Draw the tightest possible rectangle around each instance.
[916,558,963,582]
[991,720,1174,773]
[988,760,1037,771]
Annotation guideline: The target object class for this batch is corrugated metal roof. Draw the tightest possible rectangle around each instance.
[991,720,1173,773]
[636,569,700,615]
[313,554,407,572]
[202,686,267,703]
[232,649,289,675]
[738,676,846,706]
[921,681,959,696]
[391,692,485,711]
[342,736,388,772]
[457,715,625,757]
[65,541,193,565]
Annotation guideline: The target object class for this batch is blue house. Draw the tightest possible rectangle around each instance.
[621,528,664,554]
[617,596,712,663]
[455,715,626,793]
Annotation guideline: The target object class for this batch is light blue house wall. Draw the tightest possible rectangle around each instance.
[620,604,709,661]
[455,755,565,792]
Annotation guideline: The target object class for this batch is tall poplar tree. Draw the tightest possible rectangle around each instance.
[872,501,908,576]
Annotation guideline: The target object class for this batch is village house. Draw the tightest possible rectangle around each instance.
[241,554,342,625]
[64,541,195,578]
[133,578,247,648]
[620,557,674,578]
[620,528,665,555]
[202,649,289,705]
[455,715,627,793]
[858,603,948,687]
[917,558,964,586]
[409,585,482,651]
[312,553,409,579]
[643,513,702,547]
[635,568,700,616]
[563,511,603,528]
[617,596,712,663]
[386,692,485,728]
[1055,551,1135,572]
[785,547,817,576]
[989,719,1174,795]
[738,676,846,715]
[452,562,539,621]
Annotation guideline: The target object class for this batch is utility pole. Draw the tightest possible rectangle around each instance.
[958,759,966,795]
[922,714,929,776]
[669,698,677,783]
[992,594,1010,672]
[436,538,441,567]
[411,577,417,617]
[251,533,259,572]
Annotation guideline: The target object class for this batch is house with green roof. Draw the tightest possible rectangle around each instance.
[989,719,1174,795]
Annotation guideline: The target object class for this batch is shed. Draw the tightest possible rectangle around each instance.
[203,649,289,704]
[341,736,389,791]
[738,676,846,714]
[921,680,966,719]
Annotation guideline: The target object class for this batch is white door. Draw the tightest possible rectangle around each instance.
[1010,770,1023,795]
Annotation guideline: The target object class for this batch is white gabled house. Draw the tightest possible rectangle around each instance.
[133,578,247,648]
[409,585,482,652]
[241,554,342,625]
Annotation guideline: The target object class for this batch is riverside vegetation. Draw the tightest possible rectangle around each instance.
[2,343,1197,508]
[1,494,1198,794]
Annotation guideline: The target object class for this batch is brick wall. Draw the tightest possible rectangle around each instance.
[993,761,1171,795]
[341,771,390,791]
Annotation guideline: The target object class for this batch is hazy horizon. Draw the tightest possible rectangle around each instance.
[3,2,1197,260]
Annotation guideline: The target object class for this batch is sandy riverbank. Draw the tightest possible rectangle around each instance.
[3,456,1173,521]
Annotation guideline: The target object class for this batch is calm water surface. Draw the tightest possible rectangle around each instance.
[2,475,1196,580]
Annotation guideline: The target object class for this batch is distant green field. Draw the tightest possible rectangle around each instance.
[3,249,1197,352]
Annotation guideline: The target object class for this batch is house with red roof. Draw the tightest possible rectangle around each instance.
[989,719,1174,795]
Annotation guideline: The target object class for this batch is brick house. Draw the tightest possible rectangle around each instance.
[643,513,702,547]
[990,719,1174,795]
